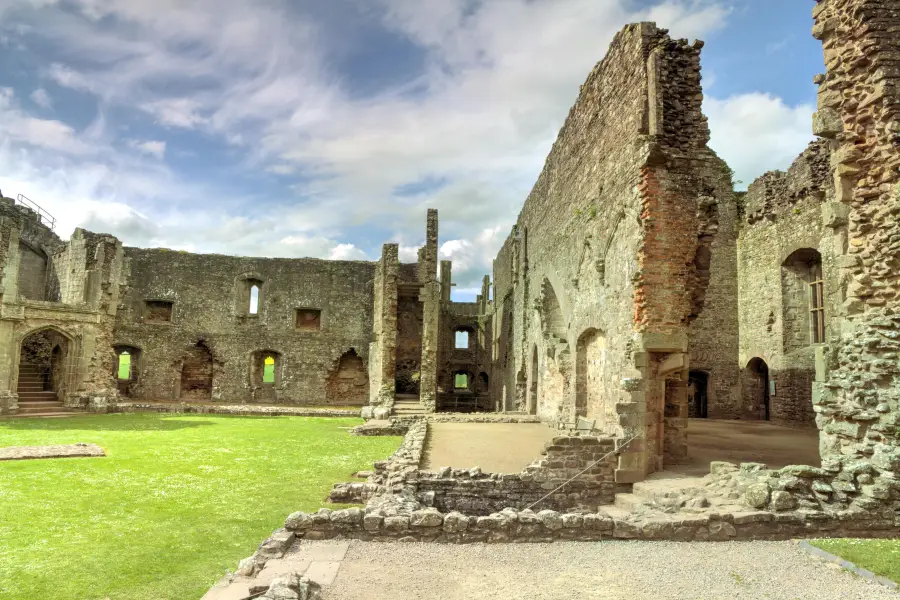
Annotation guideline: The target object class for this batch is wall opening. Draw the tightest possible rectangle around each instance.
[18,328,70,402]
[395,293,423,395]
[781,249,824,351]
[477,372,489,394]
[114,345,142,397]
[250,350,281,402]
[526,345,538,415]
[744,358,770,421]
[17,241,59,302]
[454,329,470,349]
[539,279,566,342]
[180,341,213,400]
[688,370,709,418]
[575,328,606,420]
[249,285,260,315]
[145,300,174,323]
[325,349,369,405]
[296,308,322,331]
[262,355,275,383]
[454,372,470,390]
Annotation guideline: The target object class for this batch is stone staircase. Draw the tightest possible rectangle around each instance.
[604,473,708,516]
[14,363,78,417]
[393,393,426,417]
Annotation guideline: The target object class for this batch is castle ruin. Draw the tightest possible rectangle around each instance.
[2,0,899,499]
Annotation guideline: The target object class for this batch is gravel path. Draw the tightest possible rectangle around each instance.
[323,540,897,599]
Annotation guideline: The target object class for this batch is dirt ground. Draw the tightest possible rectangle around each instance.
[421,422,557,472]
[668,419,820,476]
[420,419,820,476]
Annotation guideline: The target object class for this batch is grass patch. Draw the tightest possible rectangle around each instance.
[0,413,401,600]
[810,539,900,583]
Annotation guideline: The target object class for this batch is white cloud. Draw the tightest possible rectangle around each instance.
[128,139,166,159]
[705,93,815,188]
[0,0,736,288]
[328,243,368,261]
[29,88,52,108]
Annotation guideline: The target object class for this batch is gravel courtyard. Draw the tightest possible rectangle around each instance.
[321,540,897,599]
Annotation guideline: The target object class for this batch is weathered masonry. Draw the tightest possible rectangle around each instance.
[3,0,899,491]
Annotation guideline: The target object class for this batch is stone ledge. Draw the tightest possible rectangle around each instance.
[0,443,105,461]
[111,403,359,418]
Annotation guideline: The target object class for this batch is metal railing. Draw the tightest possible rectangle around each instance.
[15,194,57,230]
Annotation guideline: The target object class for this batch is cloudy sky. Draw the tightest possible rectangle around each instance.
[0,0,822,299]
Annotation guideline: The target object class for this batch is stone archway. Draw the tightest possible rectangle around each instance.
[744,358,770,421]
[17,327,72,410]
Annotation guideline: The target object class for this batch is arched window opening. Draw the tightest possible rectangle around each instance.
[781,249,825,351]
[117,351,132,381]
[249,285,260,315]
[262,355,275,384]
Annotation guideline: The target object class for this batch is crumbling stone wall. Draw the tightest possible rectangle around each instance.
[114,249,375,405]
[417,435,619,514]
[810,0,900,468]
[736,141,834,427]
[490,23,731,480]
[0,198,123,414]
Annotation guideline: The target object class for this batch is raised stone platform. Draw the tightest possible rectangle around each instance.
[0,443,105,461]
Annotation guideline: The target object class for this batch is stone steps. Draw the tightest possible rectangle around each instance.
[613,493,643,512]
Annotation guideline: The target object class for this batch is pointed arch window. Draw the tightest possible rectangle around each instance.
[249,285,260,315]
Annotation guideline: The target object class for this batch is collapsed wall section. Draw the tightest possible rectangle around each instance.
[811,0,900,468]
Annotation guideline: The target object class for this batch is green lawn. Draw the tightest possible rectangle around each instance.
[810,539,900,583]
[0,413,401,600]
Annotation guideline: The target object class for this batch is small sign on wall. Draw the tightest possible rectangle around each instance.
[769,380,776,397]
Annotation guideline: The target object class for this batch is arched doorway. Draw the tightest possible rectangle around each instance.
[745,358,770,421]
[688,371,709,418]
[18,328,70,411]
[526,345,538,415]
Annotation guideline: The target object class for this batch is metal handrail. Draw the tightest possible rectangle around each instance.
[15,194,57,230]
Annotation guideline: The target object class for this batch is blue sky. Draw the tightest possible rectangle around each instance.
[0,0,821,300]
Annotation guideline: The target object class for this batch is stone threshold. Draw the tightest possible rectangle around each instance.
[0,443,105,461]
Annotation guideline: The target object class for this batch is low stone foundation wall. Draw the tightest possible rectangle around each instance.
[417,436,620,514]
[283,505,899,543]
[112,403,359,418]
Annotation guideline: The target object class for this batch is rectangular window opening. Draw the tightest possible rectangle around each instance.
[454,373,468,389]
[808,263,825,344]
[117,353,131,380]
[455,330,469,349]
[145,300,174,323]
[262,356,276,384]
[296,308,322,331]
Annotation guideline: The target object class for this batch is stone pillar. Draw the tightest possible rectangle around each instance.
[366,243,399,415]
[439,260,452,304]
[419,209,439,413]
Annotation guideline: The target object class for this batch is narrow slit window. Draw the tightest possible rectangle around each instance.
[117,352,131,380]
[808,262,825,343]
[249,285,260,315]
[263,356,276,384]
[455,330,469,349]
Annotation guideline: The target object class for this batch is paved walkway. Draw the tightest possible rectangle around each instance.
[421,422,557,472]
[318,540,895,600]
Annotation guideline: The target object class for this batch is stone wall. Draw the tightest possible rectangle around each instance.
[489,23,733,480]
[810,0,900,469]
[736,141,834,427]
[416,435,619,514]
[113,249,375,405]
[0,198,124,414]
